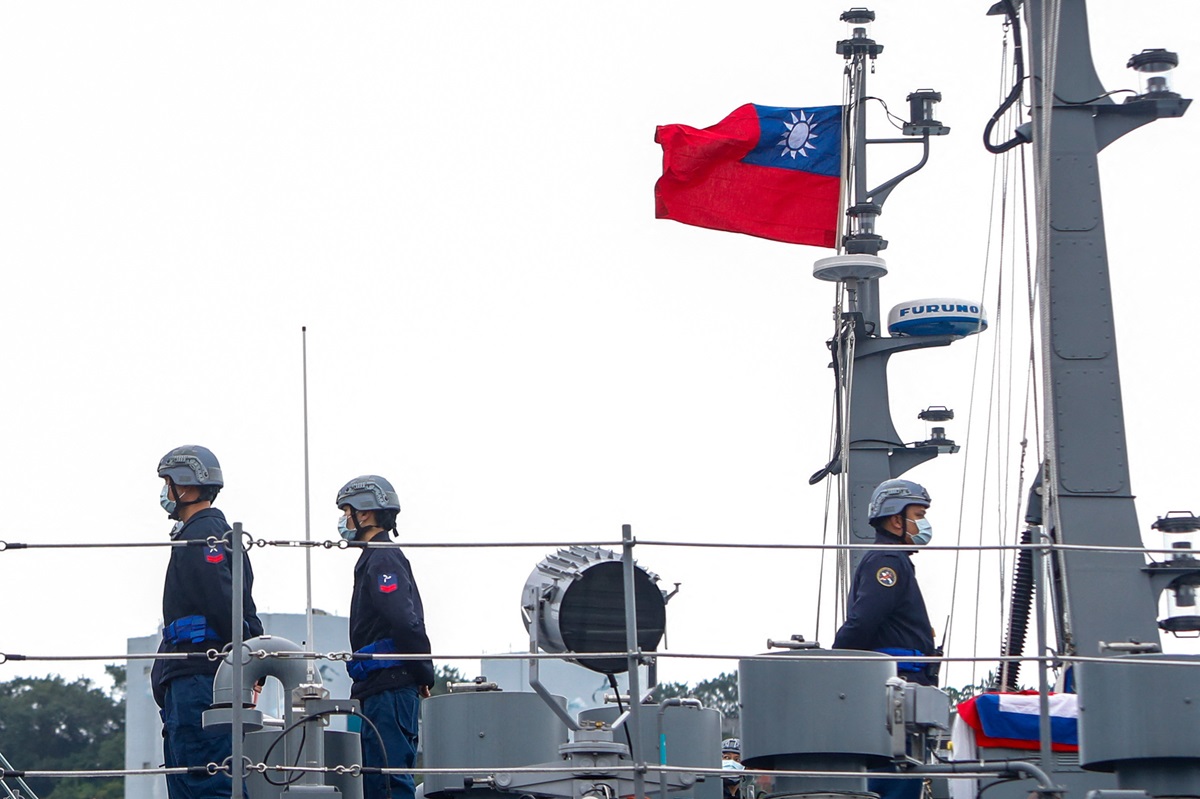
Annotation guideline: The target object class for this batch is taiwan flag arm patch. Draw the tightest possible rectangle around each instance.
[378,573,399,594]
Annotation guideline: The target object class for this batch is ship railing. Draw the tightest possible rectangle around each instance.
[1,529,1191,798]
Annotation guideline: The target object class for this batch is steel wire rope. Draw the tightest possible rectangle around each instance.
[815,282,847,645]
[973,92,1022,687]
[1034,0,1072,653]
[975,61,1034,686]
[4,534,1191,561]
[966,151,1010,688]
[944,19,1016,666]
[0,539,201,550]
[5,643,1195,670]
[1015,146,1048,640]
[994,96,1037,680]
[0,749,39,799]
[997,136,1043,691]
[834,48,863,626]
[837,317,857,623]
[3,535,1190,568]
[996,125,1026,650]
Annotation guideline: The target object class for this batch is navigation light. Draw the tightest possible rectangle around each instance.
[1151,512,1200,635]
[904,90,950,136]
[1128,48,1179,96]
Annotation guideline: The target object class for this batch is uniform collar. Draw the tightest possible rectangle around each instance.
[177,506,227,532]
[874,529,917,554]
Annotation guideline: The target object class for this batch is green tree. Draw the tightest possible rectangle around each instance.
[430,664,466,696]
[691,672,739,720]
[655,672,740,735]
[944,671,1006,705]
[0,669,126,799]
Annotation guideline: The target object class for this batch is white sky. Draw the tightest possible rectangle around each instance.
[1,1,1198,696]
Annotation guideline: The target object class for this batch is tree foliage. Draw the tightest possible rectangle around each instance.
[0,668,126,799]
[430,664,466,696]
[657,672,740,734]
[943,671,1011,705]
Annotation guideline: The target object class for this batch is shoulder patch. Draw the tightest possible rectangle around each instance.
[205,545,225,564]
[875,567,897,587]
[378,573,399,594]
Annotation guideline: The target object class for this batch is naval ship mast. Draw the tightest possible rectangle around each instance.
[1005,1,1200,797]
[810,8,968,581]
[811,2,1200,798]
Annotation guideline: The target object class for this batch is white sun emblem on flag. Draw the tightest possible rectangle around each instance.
[778,110,819,159]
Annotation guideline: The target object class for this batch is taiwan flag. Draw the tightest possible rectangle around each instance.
[655,104,843,248]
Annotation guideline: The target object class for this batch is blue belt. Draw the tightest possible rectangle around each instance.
[877,647,925,674]
[163,615,220,645]
[347,638,409,682]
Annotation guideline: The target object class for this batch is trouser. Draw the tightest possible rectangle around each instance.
[360,685,421,799]
[868,775,923,799]
[161,673,247,799]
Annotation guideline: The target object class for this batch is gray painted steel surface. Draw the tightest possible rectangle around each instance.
[243,729,363,799]
[578,704,722,799]
[1077,654,1200,794]
[421,692,569,798]
[1025,0,1171,653]
[740,650,894,794]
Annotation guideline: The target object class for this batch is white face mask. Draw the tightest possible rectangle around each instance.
[910,518,933,546]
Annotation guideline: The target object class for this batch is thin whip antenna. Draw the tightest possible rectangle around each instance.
[302,326,316,682]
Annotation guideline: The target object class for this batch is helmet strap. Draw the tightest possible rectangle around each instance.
[167,481,207,522]
[350,509,385,541]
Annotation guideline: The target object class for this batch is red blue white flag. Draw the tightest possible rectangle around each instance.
[655,104,843,248]
[957,692,1079,751]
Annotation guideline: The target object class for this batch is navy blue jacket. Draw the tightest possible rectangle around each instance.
[833,531,935,681]
[151,507,264,706]
[349,543,435,700]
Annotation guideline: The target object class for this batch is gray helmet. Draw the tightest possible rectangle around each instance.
[868,479,930,523]
[721,737,741,755]
[336,475,401,513]
[158,445,223,487]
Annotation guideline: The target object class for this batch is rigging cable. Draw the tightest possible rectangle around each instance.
[816,54,860,639]
[998,142,1044,691]
[944,22,1012,665]
[815,282,846,645]
[1035,0,1074,656]
[837,317,857,619]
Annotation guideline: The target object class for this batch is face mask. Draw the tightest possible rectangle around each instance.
[338,516,357,542]
[910,518,933,546]
[160,485,177,518]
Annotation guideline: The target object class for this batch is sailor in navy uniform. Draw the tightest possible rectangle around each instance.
[833,479,938,799]
[833,479,937,683]
[153,445,263,799]
[337,475,435,799]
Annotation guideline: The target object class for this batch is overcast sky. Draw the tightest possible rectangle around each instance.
[2,1,1198,696]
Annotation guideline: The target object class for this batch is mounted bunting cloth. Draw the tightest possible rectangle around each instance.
[956,692,1079,752]
[654,104,843,248]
